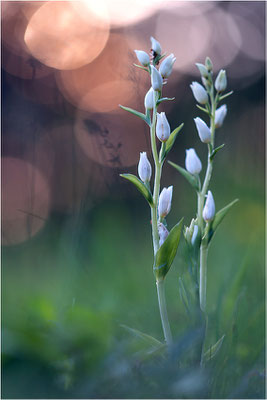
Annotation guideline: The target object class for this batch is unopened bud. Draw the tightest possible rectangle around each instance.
[134,50,150,67]
[194,117,211,143]
[196,63,209,78]
[215,69,227,92]
[205,57,213,72]
[159,53,176,78]
[185,148,202,175]
[138,152,152,183]
[156,112,170,142]
[158,186,173,219]
[190,82,208,104]
[201,76,211,91]
[158,222,169,247]
[144,87,154,110]
[184,218,198,245]
[203,190,215,222]
[150,36,162,56]
[151,65,163,91]
[191,224,199,245]
[215,104,227,128]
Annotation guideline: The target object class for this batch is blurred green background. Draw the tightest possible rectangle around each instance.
[2,1,265,398]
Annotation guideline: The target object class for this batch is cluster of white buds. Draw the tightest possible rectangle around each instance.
[156,112,171,142]
[184,218,199,246]
[185,148,202,175]
[158,186,173,220]
[138,152,152,183]
[194,117,211,143]
[203,190,215,222]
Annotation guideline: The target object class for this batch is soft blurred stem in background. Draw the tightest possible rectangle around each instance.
[156,279,173,346]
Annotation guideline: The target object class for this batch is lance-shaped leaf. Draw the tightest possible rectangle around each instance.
[168,161,200,191]
[133,63,149,72]
[153,218,183,281]
[204,334,225,362]
[121,324,163,347]
[179,277,191,316]
[196,104,210,115]
[208,198,239,243]
[218,90,234,101]
[119,105,150,126]
[160,123,184,162]
[210,144,225,161]
[156,97,175,106]
[120,174,153,206]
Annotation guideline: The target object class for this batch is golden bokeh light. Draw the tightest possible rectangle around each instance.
[2,157,50,246]
[56,33,150,113]
[24,1,110,70]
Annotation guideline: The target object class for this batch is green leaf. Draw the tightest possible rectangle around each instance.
[160,123,184,162]
[196,104,210,115]
[208,199,239,242]
[204,334,225,362]
[218,90,233,101]
[178,277,191,316]
[120,324,163,347]
[153,218,184,280]
[119,105,150,126]
[168,161,200,191]
[133,63,149,72]
[156,97,175,106]
[120,174,153,206]
[210,144,225,160]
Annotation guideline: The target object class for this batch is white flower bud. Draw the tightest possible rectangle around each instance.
[195,63,209,78]
[150,36,161,55]
[134,50,150,67]
[191,224,199,245]
[144,87,154,110]
[203,190,215,222]
[159,53,176,78]
[205,57,213,72]
[158,222,169,247]
[194,117,211,144]
[215,69,227,92]
[215,104,227,128]
[150,65,163,91]
[138,152,152,183]
[185,148,202,175]
[156,112,170,142]
[158,186,173,219]
[190,82,208,104]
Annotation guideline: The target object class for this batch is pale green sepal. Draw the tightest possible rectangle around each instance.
[156,97,175,106]
[178,277,191,316]
[119,105,150,126]
[196,104,210,115]
[133,63,149,72]
[210,144,225,160]
[160,123,184,162]
[208,199,239,242]
[153,218,184,281]
[218,90,233,101]
[204,334,225,362]
[120,174,153,206]
[168,161,200,191]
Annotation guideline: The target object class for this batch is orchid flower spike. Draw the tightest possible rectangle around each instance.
[156,112,171,142]
[159,54,176,78]
[138,152,152,183]
[150,65,163,92]
[194,117,211,143]
[215,104,227,128]
[185,148,202,175]
[158,186,173,219]
[134,50,150,67]
[190,82,208,104]
[203,190,215,222]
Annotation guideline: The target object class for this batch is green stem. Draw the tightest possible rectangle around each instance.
[156,279,173,346]
[199,243,208,312]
